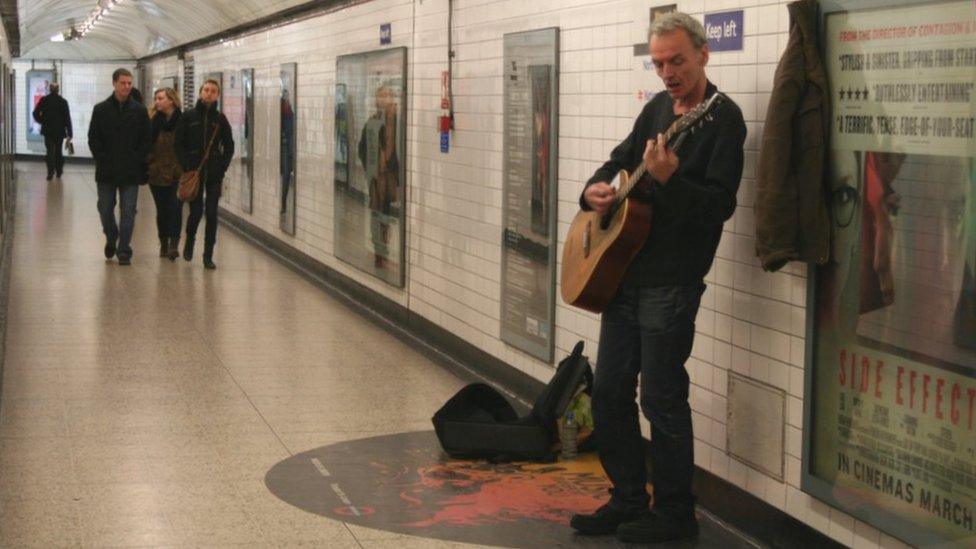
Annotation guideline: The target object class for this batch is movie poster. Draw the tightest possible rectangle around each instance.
[805,2,976,547]
[501,28,559,363]
[333,48,407,287]
[280,63,297,235]
[25,70,54,144]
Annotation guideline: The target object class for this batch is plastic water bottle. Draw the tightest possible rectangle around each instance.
[560,410,578,460]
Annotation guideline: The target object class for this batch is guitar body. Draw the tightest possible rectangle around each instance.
[561,170,652,313]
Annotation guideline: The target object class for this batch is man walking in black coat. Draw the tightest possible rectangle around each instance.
[32,82,72,180]
[87,68,151,265]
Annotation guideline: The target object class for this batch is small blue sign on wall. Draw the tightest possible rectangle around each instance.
[704,10,744,52]
[440,131,450,153]
[380,23,391,45]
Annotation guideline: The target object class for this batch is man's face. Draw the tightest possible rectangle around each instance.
[649,29,709,102]
[113,76,132,100]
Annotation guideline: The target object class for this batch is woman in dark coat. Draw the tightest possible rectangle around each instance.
[146,87,183,259]
[174,78,234,270]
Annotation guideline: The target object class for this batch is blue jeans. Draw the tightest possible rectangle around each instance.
[96,183,139,259]
[592,284,704,519]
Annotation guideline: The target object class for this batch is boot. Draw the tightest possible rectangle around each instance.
[203,243,216,270]
[167,237,180,260]
[183,237,195,261]
[159,237,168,257]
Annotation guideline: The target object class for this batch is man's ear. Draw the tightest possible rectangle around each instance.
[699,45,710,67]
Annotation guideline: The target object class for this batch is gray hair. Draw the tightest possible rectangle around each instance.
[649,12,707,49]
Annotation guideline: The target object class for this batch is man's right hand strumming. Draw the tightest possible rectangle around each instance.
[584,182,616,215]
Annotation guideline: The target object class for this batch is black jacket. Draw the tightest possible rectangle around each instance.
[87,94,151,186]
[32,93,73,139]
[581,82,746,287]
[174,101,234,183]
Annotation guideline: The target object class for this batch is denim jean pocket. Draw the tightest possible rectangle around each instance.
[637,284,704,334]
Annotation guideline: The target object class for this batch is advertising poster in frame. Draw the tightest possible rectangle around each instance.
[804,2,976,547]
[158,76,178,92]
[280,63,298,235]
[240,69,254,214]
[25,69,55,146]
[333,47,407,287]
[501,28,559,363]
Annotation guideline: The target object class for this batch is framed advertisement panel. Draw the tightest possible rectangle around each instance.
[500,28,559,363]
[280,63,298,235]
[25,70,55,146]
[240,69,254,214]
[804,2,976,547]
[333,48,407,287]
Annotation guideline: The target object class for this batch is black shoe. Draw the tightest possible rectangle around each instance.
[203,257,216,270]
[117,256,131,266]
[570,504,648,536]
[46,174,53,181]
[616,512,699,544]
[104,239,117,259]
[167,237,180,260]
[56,171,63,178]
[159,238,168,257]
[183,238,195,261]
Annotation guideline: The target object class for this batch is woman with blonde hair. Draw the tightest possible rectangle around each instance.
[174,78,234,269]
[146,87,183,259]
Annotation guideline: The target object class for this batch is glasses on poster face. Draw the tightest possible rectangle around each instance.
[831,178,860,229]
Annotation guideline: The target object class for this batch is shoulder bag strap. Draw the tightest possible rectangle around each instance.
[196,123,220,171]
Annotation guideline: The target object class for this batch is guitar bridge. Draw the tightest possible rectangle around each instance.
[583,220,591,257]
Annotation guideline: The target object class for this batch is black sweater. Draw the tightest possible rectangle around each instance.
[581,82,746,288]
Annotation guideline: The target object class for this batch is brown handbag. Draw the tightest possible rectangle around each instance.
[177,124,220,202]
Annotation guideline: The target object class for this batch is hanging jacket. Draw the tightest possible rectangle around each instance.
[146,109,183,186]
[754,0,830,272]
[174,100,234,184]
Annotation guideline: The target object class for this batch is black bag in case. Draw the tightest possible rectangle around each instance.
[432,341,592,462]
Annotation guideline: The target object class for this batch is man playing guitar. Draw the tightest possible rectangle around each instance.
[569,12,746,544]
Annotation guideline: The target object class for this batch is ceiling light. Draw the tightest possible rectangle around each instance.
[62,0,126,41]
[50,33,65,42]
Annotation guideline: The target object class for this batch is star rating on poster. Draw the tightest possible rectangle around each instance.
[838,86,870,102]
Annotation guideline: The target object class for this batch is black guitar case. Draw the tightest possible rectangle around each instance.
[432,341,592,462]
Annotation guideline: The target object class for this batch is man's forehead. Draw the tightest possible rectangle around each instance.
[649,31,694,56]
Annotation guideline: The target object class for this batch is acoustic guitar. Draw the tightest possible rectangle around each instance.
[561,92,726,313]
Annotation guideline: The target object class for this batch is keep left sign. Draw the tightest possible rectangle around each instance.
[704,10,744,52]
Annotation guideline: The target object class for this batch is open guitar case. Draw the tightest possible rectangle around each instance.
[432,341,593,462]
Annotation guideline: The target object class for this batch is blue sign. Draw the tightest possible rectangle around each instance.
[380,23,391,45]
[440,131,450,153]
[704,10,743,52]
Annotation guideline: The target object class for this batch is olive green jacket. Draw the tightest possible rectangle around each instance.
[755,0,831,272]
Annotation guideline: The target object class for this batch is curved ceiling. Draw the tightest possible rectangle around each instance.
[18,0,316,60]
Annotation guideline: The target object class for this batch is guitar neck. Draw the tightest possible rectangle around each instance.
[618,124,678,198]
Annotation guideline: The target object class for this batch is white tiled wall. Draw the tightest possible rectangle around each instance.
[137,1,914,547]
[14,60,139,158]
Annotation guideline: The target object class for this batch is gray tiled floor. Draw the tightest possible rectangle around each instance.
[0,164,476,547]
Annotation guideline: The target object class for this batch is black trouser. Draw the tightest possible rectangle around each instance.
[592,284,704,520]
[185,176,221,258]
[44,135,64,177]
[149,183,182,239]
